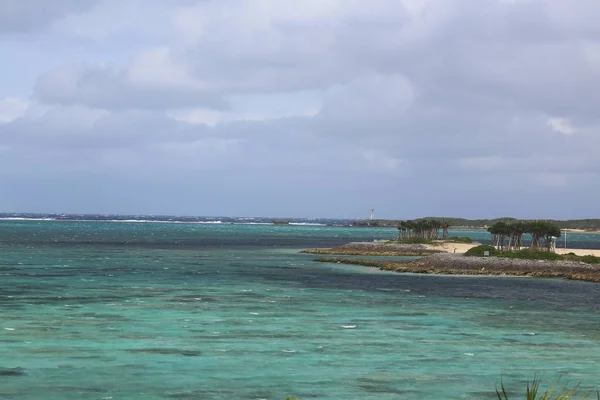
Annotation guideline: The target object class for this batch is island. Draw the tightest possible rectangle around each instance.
[303,218,600,283]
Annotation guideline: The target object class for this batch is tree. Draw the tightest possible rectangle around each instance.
[440,220,450,239]
[488,221,510,251]
[489,220,562,252]
[398,219,443,241]
[506,221,525,251]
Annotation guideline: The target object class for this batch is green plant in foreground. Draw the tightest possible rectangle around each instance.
[286,377,599,400]
[496,377,598,400]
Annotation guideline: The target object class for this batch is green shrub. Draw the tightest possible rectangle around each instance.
[502,248,563,261]
[397,237,434,244]
[562,253,600,264]
[580,255,600,264]
[465,245,498,257]
[446,236,474,243]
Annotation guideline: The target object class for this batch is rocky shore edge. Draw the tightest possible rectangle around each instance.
[301,241,443,256]
[315,253,600,283]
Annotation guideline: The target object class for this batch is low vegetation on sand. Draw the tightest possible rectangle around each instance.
[466,245,600,264]
[444,236,474,243]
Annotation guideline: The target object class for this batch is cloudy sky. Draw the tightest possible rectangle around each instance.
[1,0,598,219]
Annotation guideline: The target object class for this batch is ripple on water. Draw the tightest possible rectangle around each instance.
[2,223,600,399]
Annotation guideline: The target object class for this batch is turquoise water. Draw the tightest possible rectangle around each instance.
[1,221,600,399]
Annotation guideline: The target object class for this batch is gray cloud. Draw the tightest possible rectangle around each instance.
[34,65,228,111]
[2,0,600,217]
[0,0,98,33]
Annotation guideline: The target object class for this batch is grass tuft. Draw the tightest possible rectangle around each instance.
[496,376,598,400]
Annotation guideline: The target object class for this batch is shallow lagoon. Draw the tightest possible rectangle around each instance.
[1,221,600,399]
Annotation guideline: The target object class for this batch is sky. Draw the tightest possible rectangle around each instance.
[1,0,599,219]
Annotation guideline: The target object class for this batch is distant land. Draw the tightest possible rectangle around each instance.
[352,217,600,231]
[2,213,600,231]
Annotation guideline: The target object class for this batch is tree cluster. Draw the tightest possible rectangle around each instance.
[487,220,561,252]
[397,219,451,241]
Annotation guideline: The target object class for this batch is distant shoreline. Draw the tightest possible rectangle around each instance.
[3,214,600,233]
[352,218,600,233]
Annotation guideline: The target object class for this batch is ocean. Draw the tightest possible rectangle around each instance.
[1,219,600,399]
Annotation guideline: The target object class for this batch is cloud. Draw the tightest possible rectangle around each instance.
[0,0,98,34]
[548,117,576,135]
[0,97,29,123]
[2,0,600,217]
[34,61,228,111]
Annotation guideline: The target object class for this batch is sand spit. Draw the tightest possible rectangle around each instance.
[301,242,444,256]
[316,253,600,283]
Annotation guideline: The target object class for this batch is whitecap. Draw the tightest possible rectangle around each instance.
[249,312,259,315]
[0,217,55,221]
[4,328,15,331]
[464,353,475,356]
[341,325,357,329]
[282,349,297,353]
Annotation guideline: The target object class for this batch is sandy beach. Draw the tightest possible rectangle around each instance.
[423,242,600,257]
[562,228,600,234]
[556,248,600,256]
[304,241,600,257]
[423,242,478,254]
